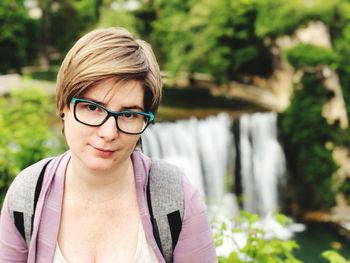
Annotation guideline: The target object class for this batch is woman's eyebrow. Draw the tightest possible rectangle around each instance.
[81,97,144,111]
[122,105,144,111]
[84,98,145,111]
[81,97,107,107]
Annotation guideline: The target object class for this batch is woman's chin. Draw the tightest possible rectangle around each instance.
[82,157,117,173]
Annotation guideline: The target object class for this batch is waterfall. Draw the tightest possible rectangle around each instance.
[142,112,286,217]
[240,112,286,216]
[142,113,235,212]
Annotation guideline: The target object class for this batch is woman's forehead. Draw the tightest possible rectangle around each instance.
[82,78,144,107]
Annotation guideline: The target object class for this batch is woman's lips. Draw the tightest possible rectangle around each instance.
[92,146,116,157]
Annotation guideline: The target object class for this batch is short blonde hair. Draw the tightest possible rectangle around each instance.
[56,27,162,114]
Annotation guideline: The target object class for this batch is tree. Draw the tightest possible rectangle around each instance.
[37,0,102,65]
[281,64,340,210]
[0,0,40,73]
[146,0,273,84]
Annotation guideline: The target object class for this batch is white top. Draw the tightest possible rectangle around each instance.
[52,221,158,263]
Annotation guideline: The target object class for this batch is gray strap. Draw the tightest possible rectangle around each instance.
[149,159,184,262]
[7,157,53,246]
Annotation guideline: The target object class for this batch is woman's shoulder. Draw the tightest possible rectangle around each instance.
[150,158,185,178]
[149,157,207,215]
[135,149,205,214]
[147,156,201,202]
[6,157,56,215]
[9,157,54,192]
[148,157,185,203]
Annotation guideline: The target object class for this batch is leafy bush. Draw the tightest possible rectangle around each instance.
[0,87,64,205]
[284,44,339,70]
[213,212,350,263]
[322,250,350,263]
[281,73,339,210]
[213,212,301,262]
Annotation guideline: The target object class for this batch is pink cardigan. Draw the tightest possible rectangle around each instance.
[0,150,217,263]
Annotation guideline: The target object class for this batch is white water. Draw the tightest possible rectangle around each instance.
[240,112,286,216]
[142,112,302,257]
[142,113,236,212]
[142,112,286,217]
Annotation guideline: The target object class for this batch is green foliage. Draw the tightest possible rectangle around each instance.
[149,0,273,83]
[24,67,59,81]
[255,0,336,38]
[284,44,339,70]
[213,212,350,262]
[333,2,350,119]
[0,0,101,72]
[322,250,350,263]
[49,0,99,53]
[0,87,64,205]
[276,0,350,209]
[281,73,340,209]
[213,212,302,263]
[24,18,42,66]
[133,0,349,84]
[280,6,350,208]
[0,0,40,73]
[96,6,139,37]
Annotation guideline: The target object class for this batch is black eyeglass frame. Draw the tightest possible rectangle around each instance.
[71,97,154,135]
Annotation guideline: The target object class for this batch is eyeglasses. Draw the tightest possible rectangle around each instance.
[71,97,154,135]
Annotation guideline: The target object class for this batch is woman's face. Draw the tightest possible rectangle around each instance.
[63,78,144,173]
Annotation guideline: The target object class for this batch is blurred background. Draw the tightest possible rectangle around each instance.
[1,0,350,261]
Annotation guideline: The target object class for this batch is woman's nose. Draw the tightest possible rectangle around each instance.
[96,116,119,141]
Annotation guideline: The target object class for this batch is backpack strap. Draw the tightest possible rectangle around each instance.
[147,159,185,263]
[8,156,185,262]
[8,158,53,245]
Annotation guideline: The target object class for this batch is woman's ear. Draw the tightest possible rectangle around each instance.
[60,113,65,118]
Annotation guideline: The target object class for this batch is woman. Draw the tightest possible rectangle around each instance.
[0,28,217,262]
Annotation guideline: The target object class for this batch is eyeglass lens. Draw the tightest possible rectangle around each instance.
[74,100,149,134]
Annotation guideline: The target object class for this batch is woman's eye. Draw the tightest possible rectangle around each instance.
[86,104,98,111]
[123,112,134,118]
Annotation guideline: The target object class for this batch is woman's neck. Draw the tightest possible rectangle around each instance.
[65,156,135,204]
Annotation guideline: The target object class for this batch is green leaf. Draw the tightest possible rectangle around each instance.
[322,250,349,263]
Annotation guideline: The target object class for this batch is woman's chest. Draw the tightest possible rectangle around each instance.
[57,198,141,263]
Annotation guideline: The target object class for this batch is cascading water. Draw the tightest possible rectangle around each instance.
[142,112,286,217]
[240,112,286,216]
[142,111,304,257]
[142,113,235,213]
